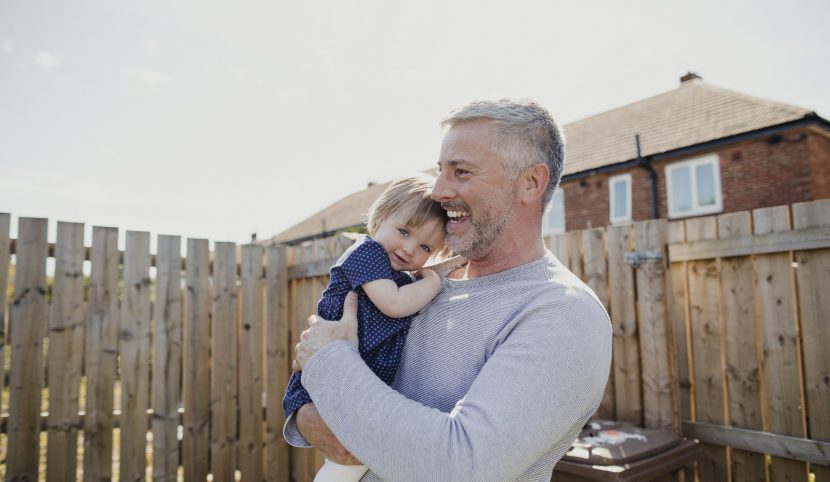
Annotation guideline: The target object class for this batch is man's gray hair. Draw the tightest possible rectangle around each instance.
[441,99,566,207]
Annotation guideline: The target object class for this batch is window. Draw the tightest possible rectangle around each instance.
[543,188,565,235]
[665,154,722,218]
[609,174,632,224]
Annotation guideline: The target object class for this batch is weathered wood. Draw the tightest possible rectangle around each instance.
[667,221,693,481]
[582,228,614,420]
[83,226,120,482]
[566,230,583,279]
[46,222,86,482]
[669,225,830,261]
[287,255,340,280]
[752,205,809,481]
[791,200,830,480]
[0,213,10,419]
[119,230,152,481]
[683,421,830,466]
[264,245,291,481]
[239,244,265,481]
[211,241,238,482]
[634,220,675,430]
[684,216,729,481]
[152,235,183,482]
[606,224,641,425]
[6,217,48,480]
[548,233,569,269]
[183,238,211,482]
[717,212,766,481]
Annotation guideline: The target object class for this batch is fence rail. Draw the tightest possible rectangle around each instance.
[2,200,829,481]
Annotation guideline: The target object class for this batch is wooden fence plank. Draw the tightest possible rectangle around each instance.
[152,235,183,482]
[264,245,291,482]
[119,230,152,481]
[0,213,10,420]
[606,224,641,425]
[239,244,264,482]
[792,200,830,481]
[634,220,675,430]
[211,241,238,482]
[718,212,766,481]
[685,216,729,481]
[83,226,120,482]
[548,233,569,269]
[753,205,809,481]
[46,222,86,482]
[184,238,211,482]
[582,228,614,420]
[6,217,48,480]
[566,230,583,279]
[667,221,693,482]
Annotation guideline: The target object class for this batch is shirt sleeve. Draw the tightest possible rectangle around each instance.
[300,293,612,481]
[339,238,396,289]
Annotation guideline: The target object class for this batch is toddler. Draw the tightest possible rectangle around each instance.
[283,174,447,482]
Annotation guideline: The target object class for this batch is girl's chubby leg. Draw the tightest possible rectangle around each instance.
[313,459,369,482]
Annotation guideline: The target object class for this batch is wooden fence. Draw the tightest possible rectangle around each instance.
[2,199,829,481]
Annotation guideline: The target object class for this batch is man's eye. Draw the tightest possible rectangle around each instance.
[456,169,469,177]
[420,245,431,253]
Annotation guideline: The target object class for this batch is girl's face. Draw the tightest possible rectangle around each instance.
[372,215,446,272]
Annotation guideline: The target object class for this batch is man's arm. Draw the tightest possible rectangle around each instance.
[296,404,361,465]
[298,294,612,481]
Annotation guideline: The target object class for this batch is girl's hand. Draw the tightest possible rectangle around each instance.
[414,268,440,286]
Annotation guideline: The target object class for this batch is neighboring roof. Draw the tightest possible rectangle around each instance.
[563,77,815,175]
[271,78,822,244]
[269,181,389,244]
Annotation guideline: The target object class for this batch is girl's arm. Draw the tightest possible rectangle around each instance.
[361,269,440,318]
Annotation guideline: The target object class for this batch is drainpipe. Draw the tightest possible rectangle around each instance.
[636,134,659,219]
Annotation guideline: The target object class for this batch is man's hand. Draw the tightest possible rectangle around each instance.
[292,291,359,372]
[297,403,362,465]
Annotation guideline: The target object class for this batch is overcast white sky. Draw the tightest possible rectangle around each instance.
[2,0,829,249]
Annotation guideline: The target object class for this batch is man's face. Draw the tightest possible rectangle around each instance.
[432,120,519,259]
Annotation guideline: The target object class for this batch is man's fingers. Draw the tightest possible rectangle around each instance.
[307,314,318,327]
[342,291,358,321]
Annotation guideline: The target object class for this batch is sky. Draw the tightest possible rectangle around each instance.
[2,0,829,250]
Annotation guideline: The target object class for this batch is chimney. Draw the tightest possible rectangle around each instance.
[680,72,702,84]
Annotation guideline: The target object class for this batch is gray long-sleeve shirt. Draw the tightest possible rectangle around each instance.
[286,252,612,481]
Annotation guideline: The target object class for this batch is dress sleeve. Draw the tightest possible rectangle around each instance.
[339,238,396,289]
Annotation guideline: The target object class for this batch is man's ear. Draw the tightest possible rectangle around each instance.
[519,164,549,205]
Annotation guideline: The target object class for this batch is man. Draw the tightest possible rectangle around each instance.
[287,99,612,481]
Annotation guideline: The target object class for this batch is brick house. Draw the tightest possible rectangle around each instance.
[270,74,830,244]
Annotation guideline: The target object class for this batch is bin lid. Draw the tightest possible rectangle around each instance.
[562,420,681,465]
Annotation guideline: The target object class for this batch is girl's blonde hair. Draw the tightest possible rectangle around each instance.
[366,174,447,253]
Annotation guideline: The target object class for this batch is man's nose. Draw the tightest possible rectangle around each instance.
[431,170,453,202]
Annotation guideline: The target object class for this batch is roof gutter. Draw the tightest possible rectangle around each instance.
[636,134,660,219]
[561,114,830,183]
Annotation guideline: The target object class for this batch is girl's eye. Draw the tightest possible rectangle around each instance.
[420,245,432,253]
[398,228,409,236]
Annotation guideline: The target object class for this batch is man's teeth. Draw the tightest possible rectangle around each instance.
[447,210,469,219]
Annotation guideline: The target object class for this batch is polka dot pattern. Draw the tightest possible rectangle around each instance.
[283,236,415,418]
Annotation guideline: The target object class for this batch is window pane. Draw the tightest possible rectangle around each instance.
[696,163,716,206]
[547,190,565,232]
[670,166,692,213]
[613,179,629,219]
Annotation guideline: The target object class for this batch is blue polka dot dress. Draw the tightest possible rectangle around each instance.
[283,235,415,418]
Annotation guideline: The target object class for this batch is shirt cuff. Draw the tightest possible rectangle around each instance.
[282,411,312,448]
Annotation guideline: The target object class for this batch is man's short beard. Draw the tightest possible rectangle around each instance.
[447,183,517,260]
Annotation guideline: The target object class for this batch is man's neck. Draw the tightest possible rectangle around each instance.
[448,235,546,280]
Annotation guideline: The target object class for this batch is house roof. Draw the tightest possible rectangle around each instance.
[270,77,820,244]
[562,77,814,175]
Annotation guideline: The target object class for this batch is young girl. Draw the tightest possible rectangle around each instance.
[282,174,447,482]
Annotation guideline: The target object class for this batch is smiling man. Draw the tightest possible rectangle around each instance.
[286,99,612,482]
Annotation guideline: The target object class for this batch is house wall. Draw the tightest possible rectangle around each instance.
[561,127,829,230]
[809,129,830,200]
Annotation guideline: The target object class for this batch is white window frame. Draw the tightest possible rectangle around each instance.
[665,154,723,219]
[609,173,632,224]
[543,188,565,235]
